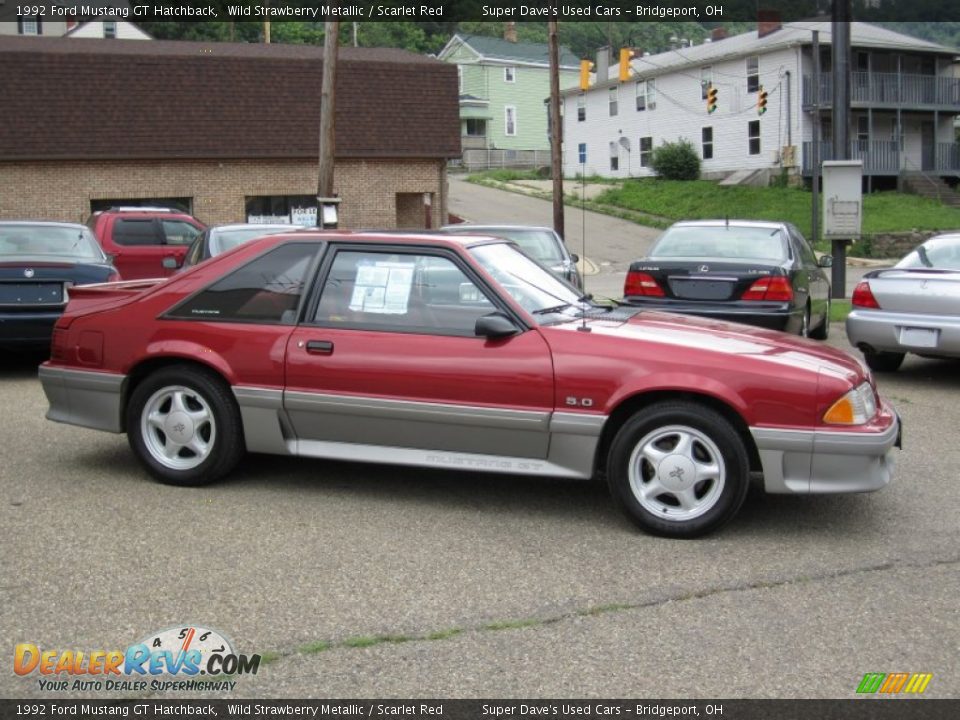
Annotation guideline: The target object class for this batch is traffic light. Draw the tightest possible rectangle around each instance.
[706,84,718,114]
[618,48,635,82]
[757,86,768,115]
[579,59,594,91]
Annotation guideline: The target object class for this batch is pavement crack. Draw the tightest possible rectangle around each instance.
[263,554,960,663]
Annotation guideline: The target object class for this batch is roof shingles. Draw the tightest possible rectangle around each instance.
[0,36,461,161]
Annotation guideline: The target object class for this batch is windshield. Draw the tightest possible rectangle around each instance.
[896,237,960,271]
[469,242,582,321]
[651,226,787,262]
[0,225,104,260]
[212,226,297,255]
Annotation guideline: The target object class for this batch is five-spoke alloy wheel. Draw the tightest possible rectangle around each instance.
[127,365,244,486]
[608,401,750,538]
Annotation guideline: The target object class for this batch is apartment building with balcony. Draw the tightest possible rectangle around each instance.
[562,19,960,190]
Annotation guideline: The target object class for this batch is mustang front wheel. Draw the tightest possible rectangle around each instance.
[127,365,244,486]
[608,401,750,538]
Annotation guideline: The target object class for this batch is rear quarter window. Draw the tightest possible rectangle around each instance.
[112,219,161,246]
[168,243,319,324]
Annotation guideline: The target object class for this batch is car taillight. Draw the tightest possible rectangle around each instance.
[851,281,880,309]
[50,327,70,362]
[742,276,794,302]
[106,271,122,283]
[624,271,665,297]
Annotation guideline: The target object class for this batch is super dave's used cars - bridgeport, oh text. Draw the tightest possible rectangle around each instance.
[39,231,901,538]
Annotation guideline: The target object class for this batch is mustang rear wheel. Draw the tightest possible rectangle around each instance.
[607,401,750,538]
[127,365,244,486]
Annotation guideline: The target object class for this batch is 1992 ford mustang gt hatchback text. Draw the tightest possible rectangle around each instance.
[40,231,901,537]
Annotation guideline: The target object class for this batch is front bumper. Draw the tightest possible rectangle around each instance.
[847,308,960,357]
[750,404,900,494]
[39,365,125,433]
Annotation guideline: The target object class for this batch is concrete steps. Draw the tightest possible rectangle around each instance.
[901,173,960,207]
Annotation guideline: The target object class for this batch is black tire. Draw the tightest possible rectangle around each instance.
[607,401,750,538]
[809,299,830,340]
[799,304,812,338]
[126,365,245,486]
[863,351,905,373]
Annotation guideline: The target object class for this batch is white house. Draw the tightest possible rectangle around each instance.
[0,1,148,40]
[562,20,960,189]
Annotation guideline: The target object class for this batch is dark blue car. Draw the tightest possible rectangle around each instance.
[0,221,119,350]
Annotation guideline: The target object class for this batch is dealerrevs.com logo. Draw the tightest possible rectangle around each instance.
[14,625,261,693]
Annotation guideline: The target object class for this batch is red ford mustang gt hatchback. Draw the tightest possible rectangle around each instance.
[40,231,900,538]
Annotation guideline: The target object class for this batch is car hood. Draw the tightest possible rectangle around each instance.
[552,308,865,380]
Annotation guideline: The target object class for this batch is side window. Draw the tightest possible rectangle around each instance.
[791,228,818,266]
[185,235,205,266]
[113,219,161,246]
[169,243,318,324]
[162,220,202,246]
[314,250,495,337]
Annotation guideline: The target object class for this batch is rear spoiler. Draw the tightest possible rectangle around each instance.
[64,278,166,316]
[864,267,959,279]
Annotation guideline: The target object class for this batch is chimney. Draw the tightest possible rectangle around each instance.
[595,46,611,83]
[504,22,517,43]
[711,27,728,42]
[757,10,782,38]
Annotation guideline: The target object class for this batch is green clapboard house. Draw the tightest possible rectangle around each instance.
[438,28,581,170]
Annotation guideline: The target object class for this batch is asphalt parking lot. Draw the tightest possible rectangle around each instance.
[2,325,958,700]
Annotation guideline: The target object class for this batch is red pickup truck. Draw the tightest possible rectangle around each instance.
[86,207,205,280]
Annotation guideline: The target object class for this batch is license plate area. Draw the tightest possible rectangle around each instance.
[668,277,736,301]
[0,282,64,305]
[898,326,939,348]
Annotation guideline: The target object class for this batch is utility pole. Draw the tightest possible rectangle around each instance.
[812,30,821,254]
[831,0,852,297]
[548,18,564,241]
[317,21,340,228]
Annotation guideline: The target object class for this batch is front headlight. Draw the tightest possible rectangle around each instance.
[823,382,878,425]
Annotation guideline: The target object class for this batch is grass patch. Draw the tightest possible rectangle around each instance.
[299,641,331,654]
[483,618,541,631]
[467,169,542,183]
[593,180,960,249]
[257,651,282,665]
[425,628,463,641]
[830,299,852,323]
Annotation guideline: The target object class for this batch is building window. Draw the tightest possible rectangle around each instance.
[577,143,587,165]
[504,67,516,83]
[457,65,463,92]
[246,195,317,226]
[609,143,619,171]
[577,93,586,122]
[504,106,517,136]
[465,119,486,137]
[635,80,656,111]
[700,66,712,99]
[103,21,117,39]
[746,56,760,93]
[702,127,714,160]
[18,17,40,35]
[608,87,618,116]
[639,137,653,167]
[748,121,761,155]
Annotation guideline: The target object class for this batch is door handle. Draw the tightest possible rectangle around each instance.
[305,340,334,355]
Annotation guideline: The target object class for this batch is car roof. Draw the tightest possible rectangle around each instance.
[263,230,510,250]
[0,220,89,230]
[668,219,787,231]
[441,224,555,233]
[209,223,301,233]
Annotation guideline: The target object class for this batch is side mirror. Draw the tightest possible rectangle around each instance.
[818,255,834,268]
[569,253,580,263]
[161,256,180,270]
[475,312,520,339]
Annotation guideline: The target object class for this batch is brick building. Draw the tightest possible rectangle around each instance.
[0,36,460,228]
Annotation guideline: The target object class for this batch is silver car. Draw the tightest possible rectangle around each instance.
[440,224,583,289]
[847,233,960,372]
[180,223,301,269]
